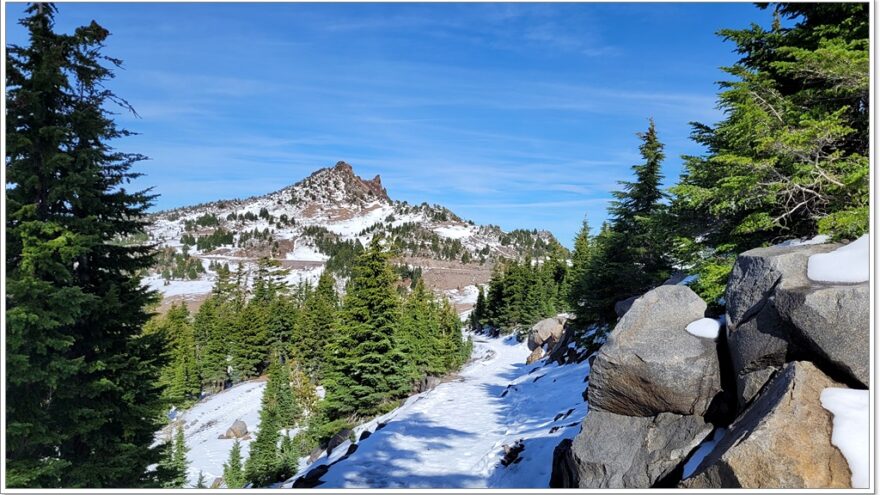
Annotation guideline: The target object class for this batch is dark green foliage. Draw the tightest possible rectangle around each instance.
[155,247,205,281]
[483,255,567,334]
[468,287,487,331]
[5,4,165,487]
[156,422,188,488]
[293,271,338,379]
[322,238,408,419]
[195,227,234,252]
[567,121,672,325]
[671,3,869,303]
[222,440,245,489]
[195,471,207,489]
[157,303,201,407]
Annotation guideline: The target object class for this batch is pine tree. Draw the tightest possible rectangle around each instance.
[170,423,190,488]
[194,297,228,394]
[222,440,245,489]
[6,4,165,487]
[293,271,338,379]
[469,287,487,331]
[195,471,207,489]
[160,303,201,406]
[243,363,283,486]
[671,4,868,303]
[565,219,592,312]
[323,238,407,419]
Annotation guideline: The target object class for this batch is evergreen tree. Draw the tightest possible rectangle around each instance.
[159,303,201,406]
[565,219,592,313]
[671,3,869,303]
[193,297,228,393]
[293,271,338,379]
[469,287,487,331]
[195,471,207,489]
[6,4,165,487]
[243,358,284,486]
[222,440,245,489]
[323,238,407,419]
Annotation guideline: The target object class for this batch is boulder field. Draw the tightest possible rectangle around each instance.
[550,239,869,489]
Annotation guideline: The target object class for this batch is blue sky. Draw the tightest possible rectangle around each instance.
[5,2,777,247]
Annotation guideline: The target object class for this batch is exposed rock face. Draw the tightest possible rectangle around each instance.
[589,286,720,417]
[571,409,712,488]
[224,419,248,439]
[725,242,868,408]
[557,285,721,488]
[613,295,639,318]
[549,439,577,488]
[776,284,869,387]
[326,428,353,455]
[526,347,544,364]
[417,375,442,393]
[682,361,851,488]
[527,316,566,351]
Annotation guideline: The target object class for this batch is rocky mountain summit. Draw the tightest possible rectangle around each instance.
[145,161,560,308]
[551,237,869,489]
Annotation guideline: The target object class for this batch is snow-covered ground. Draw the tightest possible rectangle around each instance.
[175,380,267,486]
[444,285,481,306]
[144,274,215,298]
[284,334,591,489]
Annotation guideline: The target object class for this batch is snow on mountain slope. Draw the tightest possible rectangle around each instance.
[283,334,591,489]
[144,161,560,308]
[173,380,267,487]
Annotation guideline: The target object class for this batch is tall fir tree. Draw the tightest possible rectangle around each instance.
[159,303,201,406]
[293,271,338,379]
[671,3,869,303]
[6,4,165,487]
[222,440,245,489]
[323,238,407,419]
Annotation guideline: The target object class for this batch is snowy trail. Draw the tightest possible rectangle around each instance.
[288,334,591,489]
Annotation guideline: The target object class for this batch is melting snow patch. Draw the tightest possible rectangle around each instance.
[807,235,869,283]
[685,318,720,339]
[777,234,830,247]
[435,225,473,240]
[286,244,329,262]
[144,275,215,298]
[820,388,869,488]
[682,427,726,479]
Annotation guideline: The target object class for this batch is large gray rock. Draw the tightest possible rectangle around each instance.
[588,286,720,417]
[224,419,248,439]
[727,300,801,408]
[725,243,838,328]
[613,295,639,318]
[568,409,712,488]
[776,283,869,387]
[527,316,566,351]
[682,361,851,489]
[725,242,868,408]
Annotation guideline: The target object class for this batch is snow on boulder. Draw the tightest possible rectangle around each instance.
[820,388,869,488]
[724,242,838,409]
[526,316,566,352]
[685,318,721,339]
[807,235,868,283]
[682,361,851,489]
[588,285,720,418]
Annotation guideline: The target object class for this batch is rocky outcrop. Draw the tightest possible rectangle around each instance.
[589,286,719,417]
[551,239,868,490]
[527,316,567,351]
[572,410,712,488]
[526,347,544,364]
[682,361,851,488]
[224,419,248,439]
[558,285,721,488]
[776,283,869,387]
[725,241,868,408]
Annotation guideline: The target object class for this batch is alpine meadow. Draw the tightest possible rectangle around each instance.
[3,1,872,491]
